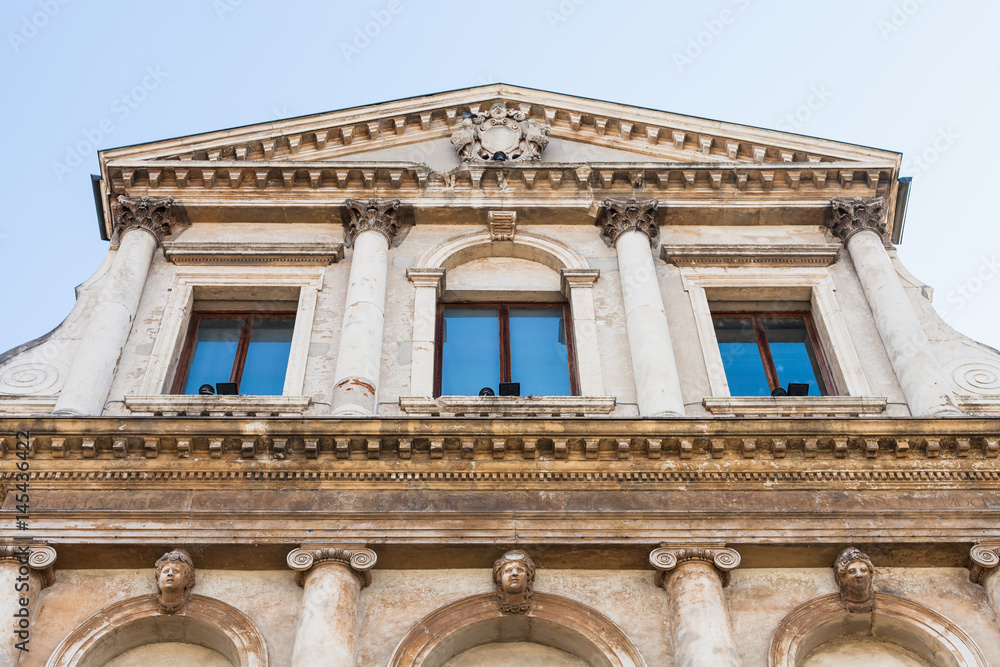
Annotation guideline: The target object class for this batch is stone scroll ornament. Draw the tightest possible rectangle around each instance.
[833,547,875,612]
[155,550,196,614]
[600,197,660,247]
[344,197,401,247]
[828,196,887,243]
[286,547,378,587]
[110,195,175,248]
[649,546,741,587]
[493,550,536,614]
[450,101,550,163]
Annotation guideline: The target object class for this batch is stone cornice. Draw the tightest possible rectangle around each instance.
[287,546,377,587]
[661,243,842,267]
[650,544,741,587]
[161,241,343,265]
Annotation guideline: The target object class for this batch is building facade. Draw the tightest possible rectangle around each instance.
[2,84,1000,665]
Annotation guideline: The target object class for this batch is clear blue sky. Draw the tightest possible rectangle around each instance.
[1,0,997,355]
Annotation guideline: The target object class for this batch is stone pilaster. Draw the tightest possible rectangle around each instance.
[828,196,960,417]
[970,544,1000,621]
[54,196,175,416]
[406,267,446,398]
[650,545,742,667]
[601,197,685,416]
[0,545,56,664]
[331,198,401,416]
[287,546,376,667]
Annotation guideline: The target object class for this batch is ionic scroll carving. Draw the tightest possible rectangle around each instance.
[649,544,740,587]
[828,196,887,243]
[110,195,175,248]
[344,197,401,247]
[969,543,1000,585]
[0,544,57,588]
[287,546,377,588]
[600,197,660,247]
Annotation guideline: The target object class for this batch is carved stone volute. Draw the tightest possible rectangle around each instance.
[111,195,175,248]
[600,197,660,247]
[287,546,377,588]
[493,549,535,614]
[829,196,887,243]
[650,545,740,587]
[969,544,1000,585]
[155,549,195,614]
[450,102,549,163]
[344,197,401,247]
[0,544,57,588]
[833,547,875,612]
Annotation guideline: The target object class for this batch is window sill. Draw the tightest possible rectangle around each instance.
[399,396,616,418]
[702,396,887,418]
[124,395,311,417]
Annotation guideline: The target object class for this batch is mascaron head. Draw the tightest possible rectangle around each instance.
[493,550,536,614]
[833,547,874,611]
[155,550,195,613]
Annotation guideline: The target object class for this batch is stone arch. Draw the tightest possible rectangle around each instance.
[416,229,591,272]
[389,592,646,667]
[46,594,268,667]
[768,593,988,666]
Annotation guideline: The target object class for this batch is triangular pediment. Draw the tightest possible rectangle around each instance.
[100,83,900,170]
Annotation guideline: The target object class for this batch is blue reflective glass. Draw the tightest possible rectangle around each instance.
[240,317,295,395]
[441,308,500,395]
[762,317,826,396]
[713,317,771,396]
[509,307,570,396]
[183,318,242,394]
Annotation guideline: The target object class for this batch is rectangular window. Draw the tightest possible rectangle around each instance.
[436,304,575,397]
[712,313,834,397]
[172,312,295,395]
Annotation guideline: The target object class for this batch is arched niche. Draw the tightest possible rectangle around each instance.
[389,592,646,667]
[406,230,606,399]
[768,593,988,667]
[46,595,268,667]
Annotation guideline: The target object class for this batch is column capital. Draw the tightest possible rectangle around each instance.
[111,195,175,248]
[344,197,402,247]
[969,543,1000,585]
[406,267,446,293]
[828,196,887,244]
[0,544,57,588]
[599,197,659,247]
[650,544,740,587]
[287,546,377,588]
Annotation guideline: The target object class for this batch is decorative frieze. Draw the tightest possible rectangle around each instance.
[599,197,659,246]
[343,197,401,246]
[110,194,175,248]
[155,549,195,613]
[833,546,875,612]
[493,549,535,614]
[828,196,887,243]
[649,544,741,587]
[287,546,377,588]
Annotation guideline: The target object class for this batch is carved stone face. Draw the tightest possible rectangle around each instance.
[500,562,529,594]
[843,560,872,598]
[158,561,189,594]
[490,103,507,120]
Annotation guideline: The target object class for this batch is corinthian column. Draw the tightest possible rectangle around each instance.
[287,546,377,667]
[0,545,56,664]
[331,198,401,416]
[650,545,742,667]
[829,197,960,416]
[601,198,684,416]
[54,196,174,416]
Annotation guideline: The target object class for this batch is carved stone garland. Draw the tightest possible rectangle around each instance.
[344,197,401,247]
[600,197,660,247]
[287,547,377,587]
[110,195,175,248]
[829,196,887,243]
[450,101,550,163]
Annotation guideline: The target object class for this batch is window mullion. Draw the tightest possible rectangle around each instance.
[754,315,780,392]
[231,316,253,388]
[499,305,511,383]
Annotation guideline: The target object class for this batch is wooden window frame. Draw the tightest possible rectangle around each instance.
[710,311,837,396]
[433,302,579,397]
[171,311,296,395]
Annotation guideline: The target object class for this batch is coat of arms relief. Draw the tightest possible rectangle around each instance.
[450,101,550,162]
